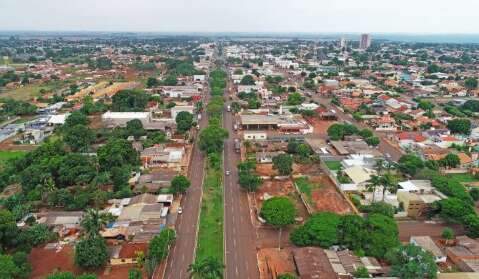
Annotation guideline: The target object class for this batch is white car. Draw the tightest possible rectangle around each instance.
[178,207,183,214]
[225,170,231,176]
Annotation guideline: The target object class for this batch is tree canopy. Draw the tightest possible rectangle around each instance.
[111,90,149,112]
[198,125,228,154]
[170,175,191,195]
[272,154,293,176]
[447,118,471,135]
[175,111,194,134]
[386,244,437,279]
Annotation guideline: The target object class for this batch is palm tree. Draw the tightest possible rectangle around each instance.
[375,159,385,175]
[41,176,57,203]
[366,175,382,203]
[380,173,397,201]
[81,208,114,238]
[188,257,224,279]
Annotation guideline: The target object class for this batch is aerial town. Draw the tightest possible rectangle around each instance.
[2,27,479,279]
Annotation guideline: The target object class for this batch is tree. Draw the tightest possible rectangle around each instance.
[337,215,366,252]
[188,257,224,279]
[0,253,20,278]
[128,268,142,279]
[290,212,341,247]
[287,139,300,154]
[278,274,297,279]
[365,136,380,146]
[465,77,478,90]
[353,266,369,278]
[161,74,178,86]
[386,244,437,279]
[146,77,159,88]
[327,123,358,141]
[171,175,191,195]
[198,125,228,154]
[260,197,296,249]
[126,119,146,139]
[64,124,94,152]
[366,175,382,202]
[64,111,89,130]
[111,90,149,112]
[440,153,461,168]
[272,154,293,176]
[45,272,75,279]
[97,138,138,170]
[110,165,131,191]
[81,208,113,238]
[176,111,194,134]
[75,236,109,269]
[470,188,479,201]
[447,118,471,135]
[398,154,424,176]
[0,209,19,250]
[364,214,399,258]
[442,227,455,245]
[149,229,176,262]
[287,92,303,105]
[57,153,97,187]
[358,129,373,139]
[10,251,31,278]
[296,144,312,159]
[437,198,475,223]
[361,202,395,218]
[238,171,262,192]
[240,75,255,85]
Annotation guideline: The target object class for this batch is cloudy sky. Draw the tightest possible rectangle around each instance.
[1,0,478,33]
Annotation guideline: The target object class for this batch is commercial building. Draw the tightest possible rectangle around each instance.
[360,34,372,50]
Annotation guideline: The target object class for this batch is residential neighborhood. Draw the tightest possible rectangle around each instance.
[2,2,479,279]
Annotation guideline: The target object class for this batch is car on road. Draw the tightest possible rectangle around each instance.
[226,170,231,176]
[178,207,183,214]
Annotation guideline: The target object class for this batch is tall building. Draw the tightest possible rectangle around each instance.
[339,37,347,50]
[359,34,371,50]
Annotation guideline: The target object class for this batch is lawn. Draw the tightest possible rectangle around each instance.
[325,160,342,171]
[196,155,224,263]
[0,150,26,168]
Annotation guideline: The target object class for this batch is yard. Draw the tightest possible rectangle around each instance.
[195,156,224,262]
[324,160,342,171]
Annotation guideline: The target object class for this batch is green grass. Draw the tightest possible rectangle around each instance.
[0,150,26,168]
[295,177,321,204]
[325,160,342,171]
[448,173,478,184]
[196,156,224,263]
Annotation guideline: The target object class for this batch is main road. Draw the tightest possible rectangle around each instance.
[162,93,210,279]
[223,77,259,279]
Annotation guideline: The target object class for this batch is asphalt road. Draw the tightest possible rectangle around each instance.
[313,96,404,162]
[162,96,209,279]
[223,83,259,279]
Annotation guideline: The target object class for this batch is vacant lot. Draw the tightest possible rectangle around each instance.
[1,80,66,101]
[297,175,354,215]
[196,158,224,262]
